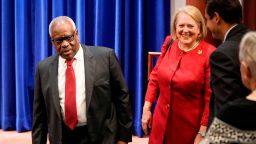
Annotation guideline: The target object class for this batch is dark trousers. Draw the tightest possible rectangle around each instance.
[62,123,89,144]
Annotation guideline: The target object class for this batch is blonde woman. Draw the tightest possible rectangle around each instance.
[142,5,215,144]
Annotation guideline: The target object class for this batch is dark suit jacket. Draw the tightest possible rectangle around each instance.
[208,24,250,126]
[32,45,132,144]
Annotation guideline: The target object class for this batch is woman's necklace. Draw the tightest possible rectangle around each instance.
[178,40,200,52]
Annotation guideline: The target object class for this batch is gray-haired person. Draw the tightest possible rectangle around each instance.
[32,16,132,144]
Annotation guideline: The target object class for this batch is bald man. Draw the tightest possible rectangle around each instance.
[32,16,132,144]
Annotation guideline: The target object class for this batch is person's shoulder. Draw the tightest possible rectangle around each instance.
[201,40,216,50]
[232,24,249,33]
[199,40,216,55]
[215,40,239,56]
[227,98,256,110]
[35,56,57,71]
[81,44,115,57]
[224,98,246,107]
[229,24,250,39]
[218,98,256,130]
[82,44,113,52]
[218,98,247,119]
[38,55,56,66]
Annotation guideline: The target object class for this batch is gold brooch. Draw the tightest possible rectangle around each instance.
[198,50,202,55]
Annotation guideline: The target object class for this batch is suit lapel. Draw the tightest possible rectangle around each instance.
[83,45,96,113]
[49,56,62,119]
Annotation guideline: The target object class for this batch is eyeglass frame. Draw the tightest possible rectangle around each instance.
[51,29,77,45]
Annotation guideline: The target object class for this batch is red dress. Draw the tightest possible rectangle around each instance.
[145,36,215,144]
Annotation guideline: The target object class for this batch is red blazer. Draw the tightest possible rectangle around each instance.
[145,36,215,144]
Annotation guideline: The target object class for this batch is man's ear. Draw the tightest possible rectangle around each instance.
[213,12,221,24]
[75,29,79,36]
[240,61,252,88]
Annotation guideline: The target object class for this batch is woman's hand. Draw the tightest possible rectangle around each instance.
[141,101,153,135]
[194,125,207,144]
[194,133,204,144]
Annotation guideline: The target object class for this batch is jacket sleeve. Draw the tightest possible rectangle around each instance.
[145,35,172,103]
[201,44,215,126]
[109,50,132,142]
[32,64,48,144]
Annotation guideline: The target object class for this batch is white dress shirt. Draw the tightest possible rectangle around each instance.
[58,45,87,126]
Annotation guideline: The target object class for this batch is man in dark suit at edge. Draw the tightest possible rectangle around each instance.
[32,16,132,144]
[205,0,250,127]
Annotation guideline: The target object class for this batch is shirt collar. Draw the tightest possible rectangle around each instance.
[74,44,83,61]
[223,24,238,42]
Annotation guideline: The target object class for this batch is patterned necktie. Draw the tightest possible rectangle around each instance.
[65,58,78,129]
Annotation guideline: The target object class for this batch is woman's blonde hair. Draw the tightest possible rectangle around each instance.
[171,5,207,40]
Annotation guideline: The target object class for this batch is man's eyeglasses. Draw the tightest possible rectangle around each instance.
[51,30,77,45]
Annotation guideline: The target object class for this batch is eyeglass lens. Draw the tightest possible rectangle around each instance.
[52,31,76,44]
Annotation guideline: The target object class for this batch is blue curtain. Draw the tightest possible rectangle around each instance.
[0,0,170,136]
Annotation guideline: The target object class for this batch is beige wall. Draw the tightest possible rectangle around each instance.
[171,0,186,20]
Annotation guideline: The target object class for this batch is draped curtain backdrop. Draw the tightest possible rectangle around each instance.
[0,0,170,137]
